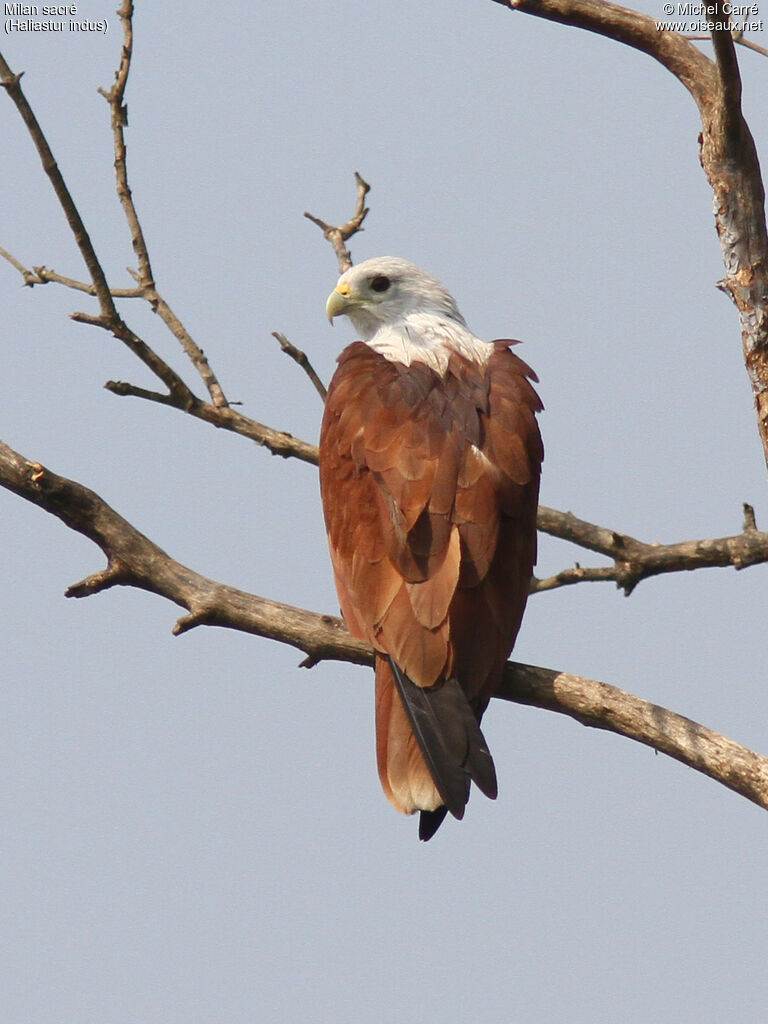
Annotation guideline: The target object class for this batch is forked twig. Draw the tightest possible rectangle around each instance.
[305,171,370,273]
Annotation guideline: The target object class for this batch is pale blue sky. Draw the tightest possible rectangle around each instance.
[2,2,768,1021]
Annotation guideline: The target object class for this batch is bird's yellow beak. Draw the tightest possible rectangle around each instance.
[326,282,352,323]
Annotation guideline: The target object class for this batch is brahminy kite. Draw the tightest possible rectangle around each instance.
[319,257,543,839]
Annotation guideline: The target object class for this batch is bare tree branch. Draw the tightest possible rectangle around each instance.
[502,663,768,812]
[686,18,768,60]
[0,27,317,463]
[0,240,316,460]
[0,246,49,287]
[497,0,716,92]
[0,50,204,411]
[103,380,321,463]
[305,172,371,274]
[2,437,766,812]
[0,248,318,463]
[0,58,118,323]
[2,8,768,833]
[495,0,768,475]
[2,11,766,616]
[272,332,328,401]
[0,251,144,296]
[709,2,744,122]
[1,6,226,410]
[533,505,768,594]
[733,36,768,59]
[97,0,152,291]
[0,27,228,411]
[94,2,228,408]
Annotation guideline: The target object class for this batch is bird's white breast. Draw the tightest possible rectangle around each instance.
[364,314,494,375]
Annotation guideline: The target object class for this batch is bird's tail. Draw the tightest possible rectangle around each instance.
[374,656,497,840]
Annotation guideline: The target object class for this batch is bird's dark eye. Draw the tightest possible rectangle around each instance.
[369,275,391,293]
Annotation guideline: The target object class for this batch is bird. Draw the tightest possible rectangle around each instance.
[318,257,543,840]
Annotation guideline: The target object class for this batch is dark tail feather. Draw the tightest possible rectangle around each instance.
[388,657,498,832]
[419,807,449,842]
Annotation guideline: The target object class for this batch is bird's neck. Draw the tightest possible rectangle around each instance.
[363,313,493,375]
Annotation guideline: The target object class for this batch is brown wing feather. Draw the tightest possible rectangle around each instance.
[319,339,543,833]
[375,657,444,814]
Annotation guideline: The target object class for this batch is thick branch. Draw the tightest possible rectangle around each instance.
[499,0,717,97]
[709,3,743,126]
[0,442,345,658]
[1,437,767,811]
[703,9,768,473]
[503,663,768,810]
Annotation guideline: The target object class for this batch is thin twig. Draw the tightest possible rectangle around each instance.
[686,35,768,59]
[736,36,768,59]
[532,565,618,592]
[0,56,118,324]
[305,172,370,274]
[34,266,143,297]
[72,3,227,409]
[96,4,229,408]
[152,294,230,408]
[3,239,229,410]
[0,253,143,296]
[104,380,320,463]
[0,245,41,286]
[272,332,327,401]
[685,10,768,59]
[103,381,181,406]
[97,0,154,290]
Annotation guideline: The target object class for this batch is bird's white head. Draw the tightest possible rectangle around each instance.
[325,257,467,342]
